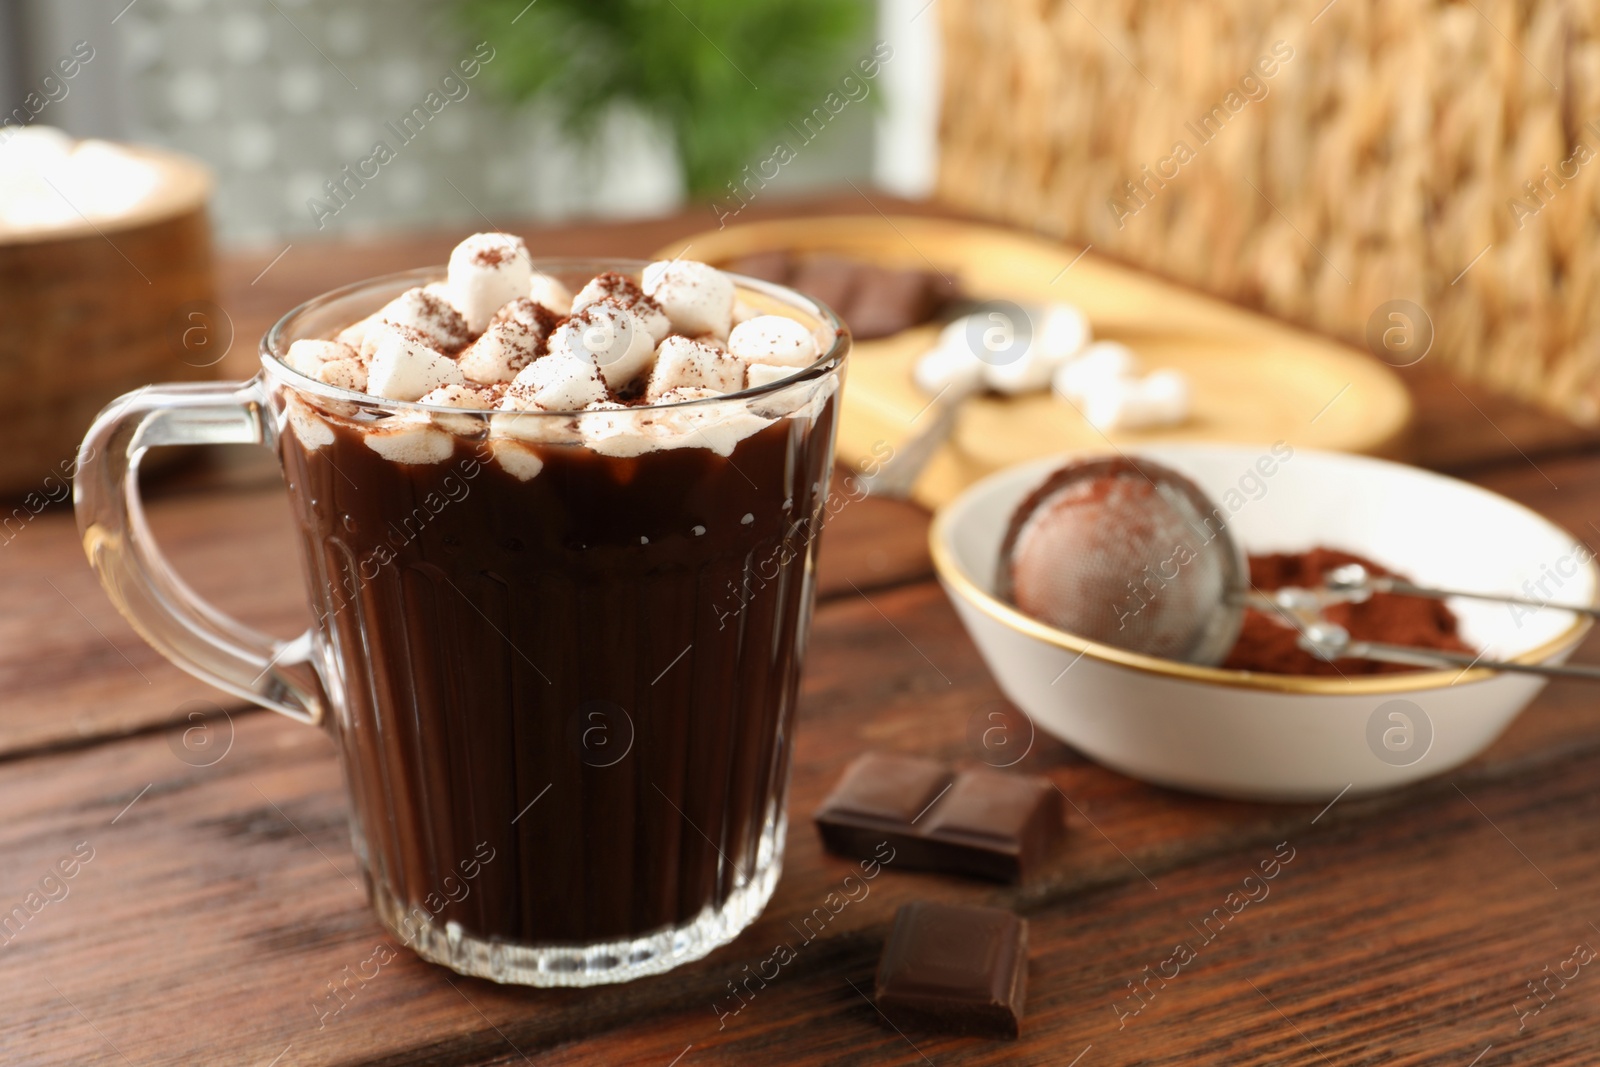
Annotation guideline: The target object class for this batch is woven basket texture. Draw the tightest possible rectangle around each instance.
[935,0,1600,420]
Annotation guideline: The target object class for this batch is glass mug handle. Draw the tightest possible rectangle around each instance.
[74,378,325,726]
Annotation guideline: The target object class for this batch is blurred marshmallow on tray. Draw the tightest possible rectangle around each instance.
[912,303,1191,432]
[1080,369,1192,432]
[1053,341,1138,404]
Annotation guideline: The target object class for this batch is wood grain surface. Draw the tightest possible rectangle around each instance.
[8,198,1600,1066]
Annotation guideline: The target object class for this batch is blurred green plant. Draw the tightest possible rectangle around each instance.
[457,0,873,198]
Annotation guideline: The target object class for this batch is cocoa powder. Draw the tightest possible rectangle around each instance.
[1222,547,1475,675]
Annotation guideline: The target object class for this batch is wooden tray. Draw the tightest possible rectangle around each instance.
[657,216,1412,508]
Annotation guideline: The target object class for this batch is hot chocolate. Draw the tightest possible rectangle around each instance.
[268,236,847,983]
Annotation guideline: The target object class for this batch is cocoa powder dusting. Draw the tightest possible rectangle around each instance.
[410,290,471,353]
[587,271,643,301]
[1223,547,1474,675]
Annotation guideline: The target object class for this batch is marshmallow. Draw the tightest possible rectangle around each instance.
[492,296,558,335]
[284,339,357,379]
[984,337,1058,395]
[732,299,760,327]
[418,382,496,434]
[912,342,985,396]
[655,386,721,404]
[642,259,735,338]
[284,393,334,450]
[578,396,762,457]
[688,332,730,352]
[336,313,380,353]
[1140,369,1191,419]
[570,271,673,343]
[728,315,818,368]
[619,297,671,344]
[746,363,797,389]
[650,390,770,455]
[571,275,635,318]
[490,437,546,481]
[447,232,534,333]
[507,353,608,411]
[1036,304,1091,366]
[1054,341,1140,404]
[982,304,1089,393]
[491,409,578,444]
[934,316,971,352]
[366,327,466,402]
[287,235,847,474]
[458,318,543,385]
[580,401,661,459]
[920,313,1044,392]
[369,286,472,354]
[316,358,368,392]
[917,302,1092,397]
[364,412,455,464]
[748,372,836,423]
[528,271,573,317]
[548,304,655,390]
[646,336,744,401]
[418,383,494,409]
[1082,369,1191,432]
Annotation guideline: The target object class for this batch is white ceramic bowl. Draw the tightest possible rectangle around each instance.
[931,445,1597,801]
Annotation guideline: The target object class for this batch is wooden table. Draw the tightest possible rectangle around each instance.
[10,197,1600,1066]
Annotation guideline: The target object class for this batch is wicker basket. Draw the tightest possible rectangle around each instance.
[936,0,1600,422]
[0,145,214,497]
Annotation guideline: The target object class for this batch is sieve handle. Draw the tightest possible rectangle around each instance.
[858,382,979,500]
[1326,564,1600,620]
[1298,624,1600,682]
[1348,641,1600,681]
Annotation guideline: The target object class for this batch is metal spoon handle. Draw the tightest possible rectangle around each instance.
[1249,592,1600,681]
[1343,639,1600,681]
[1370,576,1600,620]
[858,385,975,500]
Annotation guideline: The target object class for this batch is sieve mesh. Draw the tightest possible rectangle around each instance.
[996,457,1246,665]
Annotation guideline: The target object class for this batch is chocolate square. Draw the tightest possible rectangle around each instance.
[842,268,944,340]
[814,753,1063,882]
[919,769,1062,879]
[724,250,793,285]
[787,256,863,320]
[875,901,1028,1038]
[820,752,950,825]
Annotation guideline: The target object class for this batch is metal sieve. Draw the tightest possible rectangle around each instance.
[995,456,1247,665]
[998,456,1600,680]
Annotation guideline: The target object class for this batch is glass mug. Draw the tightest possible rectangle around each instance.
[75,260,849,986]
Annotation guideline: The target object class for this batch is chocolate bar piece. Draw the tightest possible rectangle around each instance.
[843,267,948,340]
[787,255,863,319]
[718,250,963,338]
[724,250,793,285]
[814,753,1062,881]
[875,901,1028,1039]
